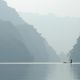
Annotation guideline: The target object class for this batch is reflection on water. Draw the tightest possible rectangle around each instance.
[0,64,80,80]
[0,64,49,80]
[48,64,75,80]
[72,64,80,80]
[0,65,29,80]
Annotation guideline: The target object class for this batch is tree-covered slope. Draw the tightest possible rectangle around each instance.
[0,0,59,62]
[0,20,33,62]
[70,36,80,62]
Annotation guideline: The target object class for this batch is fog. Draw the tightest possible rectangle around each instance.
[20,13,80,54]
[5,0,80,54]
[6,0,80,17]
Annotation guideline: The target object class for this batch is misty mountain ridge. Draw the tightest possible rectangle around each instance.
[0,0,25,25]
[0,0,59,62]
[0,20,33,62]
[20,12,80,62]
[70,36,80,62]
[20,13,80,54]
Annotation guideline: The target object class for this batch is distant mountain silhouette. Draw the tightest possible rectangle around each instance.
[20,13,80,54]
[70,36,80,62]
[0,0,58,62]
[0,0,25,25]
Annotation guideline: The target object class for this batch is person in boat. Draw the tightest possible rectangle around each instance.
[70,59,72,63]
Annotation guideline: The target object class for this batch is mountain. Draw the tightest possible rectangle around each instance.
[0,0,58,62]
[0,20,33,62]
[20,13,80,54]
[59,53,68,62]
[70,36,80,62]
[17,24,59,61]
[0,0,25,25]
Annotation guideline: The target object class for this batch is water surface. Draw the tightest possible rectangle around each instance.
[0,64,80,80]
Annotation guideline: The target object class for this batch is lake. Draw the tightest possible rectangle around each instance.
[0,63,79,80]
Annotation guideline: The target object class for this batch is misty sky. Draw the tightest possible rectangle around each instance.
[6,0,80,17]
[5,0,80,54]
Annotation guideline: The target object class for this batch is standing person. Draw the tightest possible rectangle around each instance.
[69,55,72,63]
[70,59,72,63]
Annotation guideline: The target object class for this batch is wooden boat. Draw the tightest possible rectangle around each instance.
[63,59,72,64]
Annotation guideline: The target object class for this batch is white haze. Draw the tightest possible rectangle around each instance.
[6,0,80,17]
[5,0,80,54]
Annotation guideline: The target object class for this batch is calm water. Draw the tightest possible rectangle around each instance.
[0,64,80,80]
